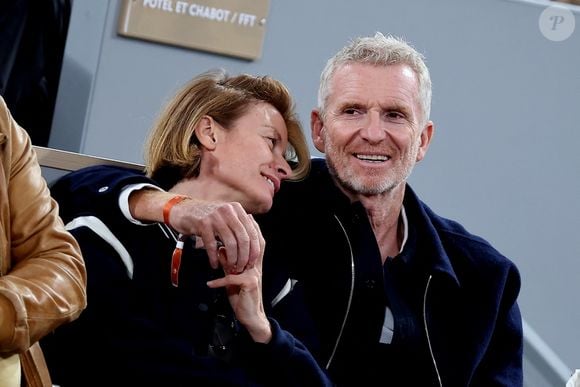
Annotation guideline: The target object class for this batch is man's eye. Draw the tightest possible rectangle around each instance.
[385,112,404,120]
[344,108,360,115]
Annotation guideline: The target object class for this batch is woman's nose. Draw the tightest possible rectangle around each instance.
[275,156,292,179]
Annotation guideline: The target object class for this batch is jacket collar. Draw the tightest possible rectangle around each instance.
[308,158,460,287]
[402,185,460,287]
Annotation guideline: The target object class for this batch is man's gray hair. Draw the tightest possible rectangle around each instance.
[317,32,432,123]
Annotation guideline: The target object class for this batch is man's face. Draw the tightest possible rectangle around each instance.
[311,63,433,197]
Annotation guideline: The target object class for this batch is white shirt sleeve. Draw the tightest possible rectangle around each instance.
[119,183,163,225]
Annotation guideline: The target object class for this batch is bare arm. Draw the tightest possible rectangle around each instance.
[128,188,262,272]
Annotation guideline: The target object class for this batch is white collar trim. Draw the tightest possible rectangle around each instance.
[399,205,408,254]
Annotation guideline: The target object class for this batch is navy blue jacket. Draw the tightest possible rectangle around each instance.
[43,158,523,386]
[259,158,523,386]
[41,165,333,387]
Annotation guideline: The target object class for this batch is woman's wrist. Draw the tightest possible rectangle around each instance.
[246,316,272,344]
[129,189,176,223]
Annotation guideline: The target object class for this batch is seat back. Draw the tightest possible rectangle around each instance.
[34,145,143,185]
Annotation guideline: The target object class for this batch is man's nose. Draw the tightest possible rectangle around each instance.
[360,111,387,143]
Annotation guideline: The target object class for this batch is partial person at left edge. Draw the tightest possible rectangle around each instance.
[0,95,87,387]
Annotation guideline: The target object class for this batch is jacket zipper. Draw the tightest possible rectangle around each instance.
[325,214,356,370]
[326,216,443,385]
[423,274,443,387]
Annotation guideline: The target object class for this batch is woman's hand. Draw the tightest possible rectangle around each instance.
[206,220,272,343]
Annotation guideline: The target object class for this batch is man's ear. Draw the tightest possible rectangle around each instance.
[311,110,326,153]
[195,116,218,150]
[416,120,434,162]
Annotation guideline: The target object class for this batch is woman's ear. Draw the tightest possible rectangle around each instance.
[195,116,218,150]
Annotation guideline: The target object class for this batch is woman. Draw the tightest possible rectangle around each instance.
[41,70,330,386]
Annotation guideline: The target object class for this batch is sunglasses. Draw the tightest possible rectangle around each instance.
[208,312,239,363]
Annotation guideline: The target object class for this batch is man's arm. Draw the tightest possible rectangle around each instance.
[477,264,523,386]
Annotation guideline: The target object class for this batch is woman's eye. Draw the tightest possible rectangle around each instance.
[266,137,277,148]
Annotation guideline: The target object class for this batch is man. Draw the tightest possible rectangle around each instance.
[0,95,87,386]
[47,33,523,386]
[261,33,522,386]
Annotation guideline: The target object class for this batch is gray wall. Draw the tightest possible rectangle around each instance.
[49,0,579,379]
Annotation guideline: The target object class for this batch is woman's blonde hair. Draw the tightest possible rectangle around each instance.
[145,69,310,189]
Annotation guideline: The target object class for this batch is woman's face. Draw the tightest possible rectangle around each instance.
[203,101,293,214]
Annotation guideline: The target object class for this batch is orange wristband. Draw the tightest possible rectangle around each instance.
[163,196,188,225]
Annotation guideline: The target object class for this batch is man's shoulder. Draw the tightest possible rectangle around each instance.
[277,158,328,196]
[403,186,513,266]
[265,158,330,223]
[309,157,327,170]
[405,187,493,248]
[418,199,518,273]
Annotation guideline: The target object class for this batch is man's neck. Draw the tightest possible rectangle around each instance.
[331,174,407,262]
[357,190,406,263]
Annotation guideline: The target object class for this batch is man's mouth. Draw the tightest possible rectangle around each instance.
[354,154,390,162]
